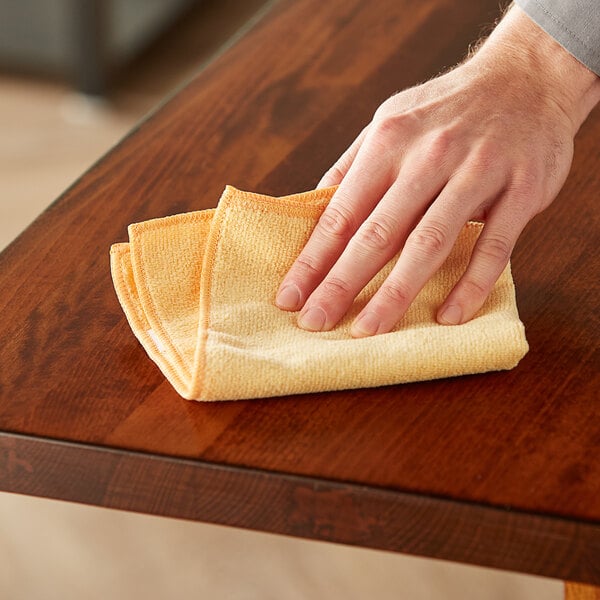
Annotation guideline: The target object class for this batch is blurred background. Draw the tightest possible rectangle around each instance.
[0,1,562,598]
[0,0,269,250]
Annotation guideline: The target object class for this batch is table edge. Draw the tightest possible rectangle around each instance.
[1,431,597,584]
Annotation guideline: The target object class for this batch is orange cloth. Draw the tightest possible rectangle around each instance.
[110,185,528,401]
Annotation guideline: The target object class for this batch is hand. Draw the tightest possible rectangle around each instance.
[275,6,600,336]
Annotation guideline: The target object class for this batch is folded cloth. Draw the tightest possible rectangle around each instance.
[110,185,528,401]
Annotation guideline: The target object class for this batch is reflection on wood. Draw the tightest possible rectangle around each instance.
[565,583,600,600]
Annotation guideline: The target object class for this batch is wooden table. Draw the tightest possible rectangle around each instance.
[1,0,598,595]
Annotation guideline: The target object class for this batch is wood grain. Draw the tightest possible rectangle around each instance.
[566,583,600,600]
[0,0,598,584]
[2,432,599,584]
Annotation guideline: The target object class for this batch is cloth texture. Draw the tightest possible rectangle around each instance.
[110,186,529,401]
[516,0,600,75]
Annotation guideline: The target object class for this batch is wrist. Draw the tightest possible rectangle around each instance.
[468,5,600,133]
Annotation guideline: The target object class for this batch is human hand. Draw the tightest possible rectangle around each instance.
[275,6,600,336]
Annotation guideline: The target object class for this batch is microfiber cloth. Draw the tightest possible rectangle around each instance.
[110,185,528,401]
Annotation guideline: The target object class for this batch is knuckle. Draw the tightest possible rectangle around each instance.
[407,222,448,258]
[463,147,497,177]
[294,254,320,277]
[323,164,345,184]
[372,113,413,142]
[461,277,489,298]
[427,129,453,161]
[320,276,352,298]
[472,143,499,171]
[317,205,356,240]
[476,234,512,264]
[380,280,412,306]
[373,115,400,138]
[510,168,541,198]
[337,146,356,172]
[355,217,396,252]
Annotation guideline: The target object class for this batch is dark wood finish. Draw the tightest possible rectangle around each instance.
[2,432,599,584]
[0,0,598,584]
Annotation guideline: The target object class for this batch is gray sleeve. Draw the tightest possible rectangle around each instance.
[514,0,600,75]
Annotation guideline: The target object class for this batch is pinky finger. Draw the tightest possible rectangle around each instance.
[437,206,526,325]
[317,126,368,189]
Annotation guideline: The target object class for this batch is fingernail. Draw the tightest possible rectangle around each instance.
[276,284,301,310]
[351,312,381,337]
[438,304,462,325]
[298,307,327,331]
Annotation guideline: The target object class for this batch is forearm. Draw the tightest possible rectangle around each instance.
[470,5,600,133]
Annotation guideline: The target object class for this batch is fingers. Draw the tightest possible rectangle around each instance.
[279,113,531,337]
[295,167,448,331]
[436,198,526,325]
[276,133,394,313]
[317,127,367,189]
[350,170,507,337]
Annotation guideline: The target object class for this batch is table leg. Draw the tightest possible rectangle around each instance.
[70,0,108,96]
[565,583,600,599]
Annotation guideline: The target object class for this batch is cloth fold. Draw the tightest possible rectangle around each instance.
[110,185,528,401]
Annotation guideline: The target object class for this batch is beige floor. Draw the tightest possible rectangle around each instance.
[0,493,561,600]
[0,1,562,598]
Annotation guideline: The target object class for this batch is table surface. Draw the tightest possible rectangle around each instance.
[0,0,598,585]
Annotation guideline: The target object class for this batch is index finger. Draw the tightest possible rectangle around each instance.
[275,139,393,311]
